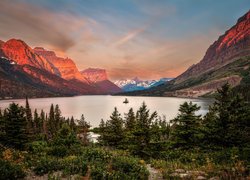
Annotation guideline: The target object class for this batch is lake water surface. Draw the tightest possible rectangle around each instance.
[0,96,213,127]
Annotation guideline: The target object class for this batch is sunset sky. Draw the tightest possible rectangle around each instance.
[0,0,249,80]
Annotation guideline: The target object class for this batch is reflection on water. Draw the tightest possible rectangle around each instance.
[0,96,213,127]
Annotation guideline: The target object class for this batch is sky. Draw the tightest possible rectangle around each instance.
[0,0,249,80]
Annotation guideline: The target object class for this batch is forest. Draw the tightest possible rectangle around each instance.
[0,83,249,179]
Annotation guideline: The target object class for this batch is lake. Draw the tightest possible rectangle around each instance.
[0,96,213,127]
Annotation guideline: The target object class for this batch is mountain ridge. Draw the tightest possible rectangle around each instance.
[119,10,250,98]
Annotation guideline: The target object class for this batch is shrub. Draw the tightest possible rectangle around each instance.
[61,156,88,176]
[82,148,111,163]
[0,159,25,180]
[111,156,149,179]
[33,156,61,175]
[48,145,68,157]
[28,141,48,154]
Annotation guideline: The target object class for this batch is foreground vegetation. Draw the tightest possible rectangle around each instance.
[0,83,249,179]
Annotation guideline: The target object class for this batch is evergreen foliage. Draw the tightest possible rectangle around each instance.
[4,103,28,149]
[103,107,124,147]
[170,102,202,149]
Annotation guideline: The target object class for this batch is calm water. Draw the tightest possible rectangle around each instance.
[0,96,213,127]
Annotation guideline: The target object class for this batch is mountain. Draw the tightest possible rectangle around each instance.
[175,10,250,84]
[81,68,121,93]
[114,77,172,92]
[0,39,120,98]
[34,47,88,83]
[0,57,98,99]
[122,11,250,98]
[1,39,58,75]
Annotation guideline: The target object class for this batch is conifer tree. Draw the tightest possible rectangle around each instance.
[25,97,33,136]
[203,83,250,147]
[48,104,55,138]
[54,104,62,130]
[133,102,157,157]
[78,114,90,145]
[40,110,46,136]
[104,107,124,147]
[4,103,28,149]
[170,102,202,149]
[70,116,77,132]
[0,109,5,144]
[98,119,106,145]
[124,108,136,131]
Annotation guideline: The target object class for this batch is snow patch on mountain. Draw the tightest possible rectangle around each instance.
[114,77,173,92]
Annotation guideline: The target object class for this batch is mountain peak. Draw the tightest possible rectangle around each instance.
[81,68,108,83]
[1,38,58,74]
[237,10,250,23]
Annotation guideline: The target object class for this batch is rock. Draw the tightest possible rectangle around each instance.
[34,47,87,82]
[1,39,57,74]
[179,173,190,178]
[197,175,206,180]
[170,173,179,177]
[81,68,108,83]
[175,169,186,173]
[209,177,220,180]
[146,164,163,180]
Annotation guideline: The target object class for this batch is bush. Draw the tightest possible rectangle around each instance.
[28,141,48,154]
[0,159,25,180]
[82,148,111,163]
[90,164,107,180]
[111,156,149,179]
[48,145,68,157]
[33,156,61,175]
[62,156,88,176]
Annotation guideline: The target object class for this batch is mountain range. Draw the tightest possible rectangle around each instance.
[114,77,173,92]
[1,10,249,99]
[0,39,121,99]
[121,10,250,98]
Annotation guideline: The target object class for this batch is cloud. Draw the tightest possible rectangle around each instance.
[0,0,97,53]
[112,27,146,47]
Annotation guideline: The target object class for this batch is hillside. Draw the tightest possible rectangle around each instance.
[121,11,250,98]
[0,39,121,98]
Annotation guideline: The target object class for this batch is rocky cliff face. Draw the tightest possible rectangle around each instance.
[81,68,121,93]
[81,68,108,83]
[0,38,121,97]
[34,47,88,83]
[175,10,250,84]
[1,39,58,75]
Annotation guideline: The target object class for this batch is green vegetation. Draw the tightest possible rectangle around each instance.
[0,83,249,179]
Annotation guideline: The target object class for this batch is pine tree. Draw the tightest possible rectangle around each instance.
[70,116,76,132]
[54,104,62,131]
[170,102,202,149]
[78,114,90,145]
[104,107,124,147]
[4,103,28,149]
[133,102,157,157]
[98,119,106,145]
[203,83,250,147]
[0,109,5,144]
[48,104,55,138]
[33,109,39,134]
[25,97,33,137]
[124,108,136,131]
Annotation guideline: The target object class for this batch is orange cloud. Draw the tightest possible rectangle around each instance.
[112,27,146,47]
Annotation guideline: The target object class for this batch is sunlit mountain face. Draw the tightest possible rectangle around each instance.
[0,0,249,81]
